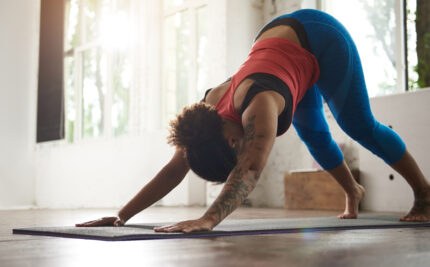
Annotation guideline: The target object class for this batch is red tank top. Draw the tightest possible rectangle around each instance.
[215,37,320,127]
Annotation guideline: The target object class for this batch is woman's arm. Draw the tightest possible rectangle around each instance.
[76,148,189,227]
[202,93,279,225]
[118,149,190,222]
[154,92,280,233]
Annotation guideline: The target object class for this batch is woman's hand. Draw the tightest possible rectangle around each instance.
[75,216,125,227]
[153,217,215,233]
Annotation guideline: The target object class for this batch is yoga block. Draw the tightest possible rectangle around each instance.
[284,169,360,211]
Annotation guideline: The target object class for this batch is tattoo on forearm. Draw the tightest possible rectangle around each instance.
[204,114,263,223]
[204,166,259,223]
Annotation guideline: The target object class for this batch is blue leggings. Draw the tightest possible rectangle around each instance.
[271,9,406,170]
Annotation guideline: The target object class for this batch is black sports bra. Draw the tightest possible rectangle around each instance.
[202,73,293,136]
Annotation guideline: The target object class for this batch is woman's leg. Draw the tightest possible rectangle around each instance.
[313,15,430,221]
[325,161,365,219]
[293,86,365,218]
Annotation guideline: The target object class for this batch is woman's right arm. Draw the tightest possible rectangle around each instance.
[76,149,189,227]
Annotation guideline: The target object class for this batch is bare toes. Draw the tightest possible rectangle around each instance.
[338,213,357,219]
[414,215,429,222]
[399,214,429,222]
[399,216,409,222]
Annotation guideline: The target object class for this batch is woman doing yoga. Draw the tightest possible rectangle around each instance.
[77,9,430,233]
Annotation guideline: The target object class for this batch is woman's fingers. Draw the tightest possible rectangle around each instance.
[75,217,117,227]
[76,218,106,227]
[153,225,174,232]
[154,224,182,232]
[113,218,125,227]
[153,219,213,233]
[75,219,98,227]
[75,220,100,227]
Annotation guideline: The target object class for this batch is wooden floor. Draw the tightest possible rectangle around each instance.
[1,207,430,267]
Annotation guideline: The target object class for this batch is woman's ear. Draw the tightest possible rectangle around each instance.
[227,136,239,149]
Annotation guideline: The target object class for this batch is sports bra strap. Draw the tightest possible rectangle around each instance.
[240,73,293,136]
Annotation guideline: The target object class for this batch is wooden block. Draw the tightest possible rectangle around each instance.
[284,169,360,211]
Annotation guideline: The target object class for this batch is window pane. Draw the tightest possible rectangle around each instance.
[83,0,108,43]
[65,56,76,142]
[112,51,131,137]
[196,6,209,98]
[65,0,80,51]
[64,0,79,142]
[406,0,418,90]
[81,47,106,138]
[100,0,132,50]
[163,11,191,121]
[163,0,185,11]
[324,0,397,97]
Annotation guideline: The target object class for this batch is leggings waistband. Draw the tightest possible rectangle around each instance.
[254,17,312,53]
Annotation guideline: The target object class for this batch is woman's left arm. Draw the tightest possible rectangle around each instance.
[154,92,280,233]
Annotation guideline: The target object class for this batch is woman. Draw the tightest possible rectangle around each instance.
[77,9,430,233]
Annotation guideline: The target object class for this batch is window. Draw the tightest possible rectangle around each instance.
[162,0,209,125]
[323,0,400,97]
[64,0,133,142]
[323,0,428,97]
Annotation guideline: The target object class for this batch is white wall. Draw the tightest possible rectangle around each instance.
[358,89,430,211]
[262,0,302,21]
[35,133,178,208]
[226,0,264,75]
[0,0,39,209]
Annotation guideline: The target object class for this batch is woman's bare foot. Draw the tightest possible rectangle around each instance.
[399,190,430,222]
[338,184,365,219]
[389,149,430,222]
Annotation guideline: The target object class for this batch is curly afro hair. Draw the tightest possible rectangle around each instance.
[168,102,237,183]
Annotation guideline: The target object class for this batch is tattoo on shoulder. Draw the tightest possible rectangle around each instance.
[240,114,264,155]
